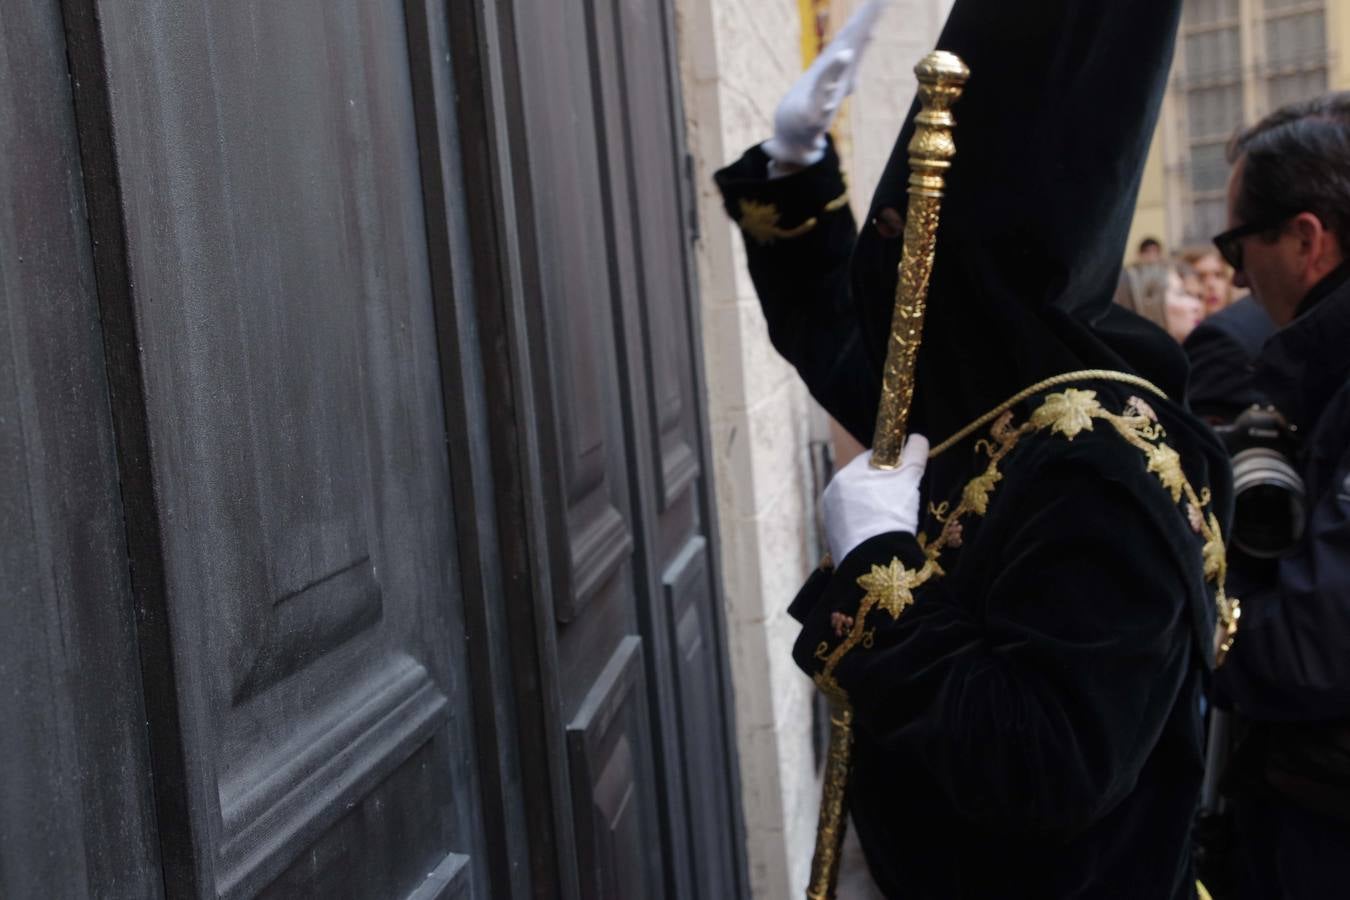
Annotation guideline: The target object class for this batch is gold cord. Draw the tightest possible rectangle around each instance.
[928,369,1169,459]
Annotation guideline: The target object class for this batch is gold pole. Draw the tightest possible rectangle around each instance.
[805,696,853,900]
[805,50,968,900]
[870,51,970,467]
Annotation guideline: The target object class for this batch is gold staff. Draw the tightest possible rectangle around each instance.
[806,49,968,900]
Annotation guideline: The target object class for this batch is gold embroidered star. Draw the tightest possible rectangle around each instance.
[1030,389,1103,440]
[856,557,921,619]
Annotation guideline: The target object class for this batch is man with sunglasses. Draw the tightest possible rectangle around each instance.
[1206,93,1350,899]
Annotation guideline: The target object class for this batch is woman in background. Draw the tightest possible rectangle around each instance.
[1182,247,1238,315]
[1116,262,1205,342]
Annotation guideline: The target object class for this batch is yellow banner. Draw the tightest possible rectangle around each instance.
[798,0,830,67]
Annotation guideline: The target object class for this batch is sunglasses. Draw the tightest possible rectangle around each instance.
[1212,215,1291,271]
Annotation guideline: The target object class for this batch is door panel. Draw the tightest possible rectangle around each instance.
[508,0,676,895]
[511,0,637,632]
[583,0,747,895]
[496,0,749,894]
[566,638,664,900]
[663,538,738,897]
[89,1,484,895]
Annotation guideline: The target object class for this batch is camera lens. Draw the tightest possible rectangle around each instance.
[1230,447,1306,558]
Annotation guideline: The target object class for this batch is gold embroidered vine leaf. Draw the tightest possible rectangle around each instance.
[1203,537,1225,583]
[1203,512,1227,582]
[736,198,814,245]
[961,468,1002,516]
[737,199,781,244]
[1031,389,1102,440]
[856,557,919,620]
[1146,441,1186,502]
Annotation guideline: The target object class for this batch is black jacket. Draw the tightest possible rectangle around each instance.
[1208,266,1350,898]
[1182,296,1277,424]
[1216,265,1350,723]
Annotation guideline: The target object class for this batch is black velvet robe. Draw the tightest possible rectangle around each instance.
[1183,296,1277,424]
[718,145,1232,898]
[714,1,1236,895]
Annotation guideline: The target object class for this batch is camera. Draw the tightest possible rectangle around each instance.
[1213,406,1307,559]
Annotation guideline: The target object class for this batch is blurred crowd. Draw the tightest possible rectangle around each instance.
[1116,236,1240,343]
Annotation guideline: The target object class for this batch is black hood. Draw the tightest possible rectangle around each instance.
[851,0,1187,445]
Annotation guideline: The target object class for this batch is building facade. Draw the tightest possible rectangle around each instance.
[1131,0,1350,255]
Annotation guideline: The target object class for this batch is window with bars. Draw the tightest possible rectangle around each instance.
[1263,1,1328,107]
[1185,0,1240,26]
[1186,84,1244,140]
[1174,0,1330,245]
[1184,28,1243,82]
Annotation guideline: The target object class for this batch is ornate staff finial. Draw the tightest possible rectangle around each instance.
[870,50,969,468]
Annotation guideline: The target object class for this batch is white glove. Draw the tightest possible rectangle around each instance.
[823,434,928,564]
[763,0,890,169]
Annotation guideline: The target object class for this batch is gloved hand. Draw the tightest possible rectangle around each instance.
[823,434,928,564]
[762,0,890,169]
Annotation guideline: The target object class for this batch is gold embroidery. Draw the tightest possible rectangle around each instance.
[813,402,1028,689]
[1146,442,1187,502]
[1029,388,1103,440]
[737,189,850,245]
[737,198,816,244]
[1203,526,1226,582]
[1063,393,1239,662]
[960,468,1002,516]
[858,558,922,619]
[813,382,1242,694]
[928,369,1169,459]
[1187,502,1205,534]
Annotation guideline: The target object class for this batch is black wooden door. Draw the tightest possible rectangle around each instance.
[589,1,746,897]
[459,0,749,897]
[1,4,162,897]
[3,0,746,897]
[54,1,490,897]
